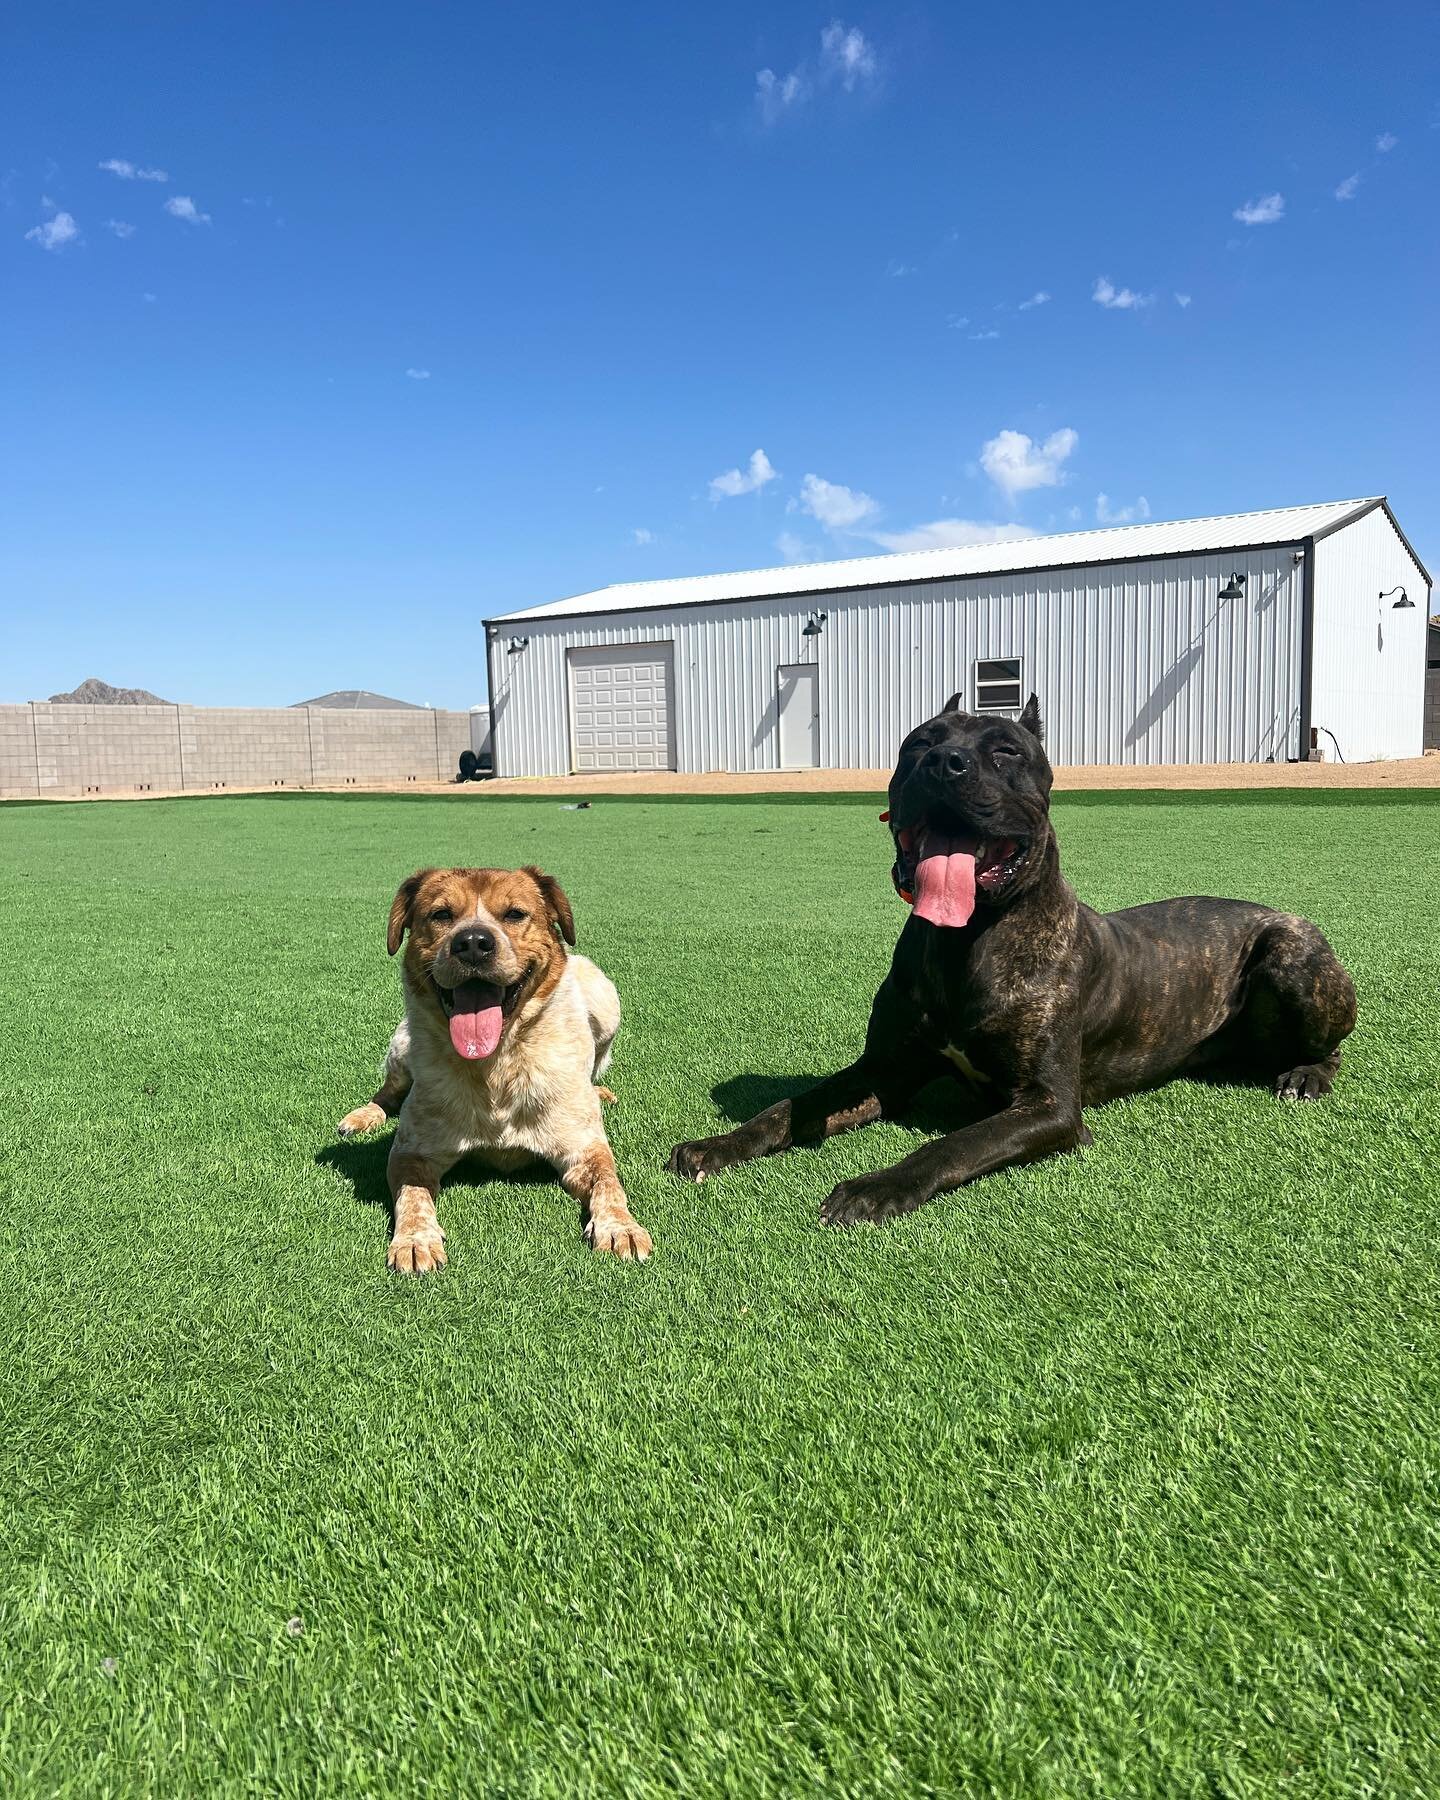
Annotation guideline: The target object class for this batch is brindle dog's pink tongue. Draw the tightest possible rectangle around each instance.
[447,980,505,1060]
[913,842,977,928]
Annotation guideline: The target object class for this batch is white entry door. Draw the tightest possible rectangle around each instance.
[567,643,676,772]
[777,663,820,768]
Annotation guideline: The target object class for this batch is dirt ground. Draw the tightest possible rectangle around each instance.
[18,753,1440,804]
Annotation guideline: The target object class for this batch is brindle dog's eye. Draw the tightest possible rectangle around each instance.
[430,907,454,923]
[503,907,527,924]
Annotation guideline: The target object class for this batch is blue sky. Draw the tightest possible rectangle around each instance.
[4,1,1437,708]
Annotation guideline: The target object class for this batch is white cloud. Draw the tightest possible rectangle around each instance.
[1334,172,1361,201]
[1233,192,1284,225]
[755,67,807,123]
[1092,275,1153,310]
[1174,292,1192,308]
[869,518,1034,553]
[100,158,168,181]
[1096,493,1150,525]
[709,447,778,500]
[820,20,876,89]
[1064,505,1083,523]
[631,528,655,545]
[1376,131,1397,153]
[946,313,970,329]
[980,427,1078,501]
[884,258,915,278]
[25,210,78,252]
[143,291,157,302]
[405,368,431,380]
[755,19,877,124]
[968,329,1000,341]
[163,195,210,224]
[776,531,818,563]
[105,218,136,238]
[1017,291,1051,310]
[797,472,878,530]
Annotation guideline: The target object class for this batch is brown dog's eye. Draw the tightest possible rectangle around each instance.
[429,907,454,923]
[502,907,528,924]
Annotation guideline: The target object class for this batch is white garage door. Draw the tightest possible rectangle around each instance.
[567,643,677,773]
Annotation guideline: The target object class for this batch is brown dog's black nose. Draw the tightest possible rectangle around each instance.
[452,926,495,963]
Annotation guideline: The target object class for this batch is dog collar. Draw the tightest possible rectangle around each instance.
[881,810,914,906]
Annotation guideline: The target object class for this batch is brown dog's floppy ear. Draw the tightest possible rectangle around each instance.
[942,691,964,713]
[524,866,576,946]
[1018,692,1043,742]
[387,870,431,956]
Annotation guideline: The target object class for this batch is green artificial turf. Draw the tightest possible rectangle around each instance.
[2,788,1438,1796]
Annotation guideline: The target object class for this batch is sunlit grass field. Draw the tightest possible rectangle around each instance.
[2,787,1437,1795]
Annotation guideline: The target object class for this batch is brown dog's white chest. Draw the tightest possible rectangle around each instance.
[402,961,603,1159]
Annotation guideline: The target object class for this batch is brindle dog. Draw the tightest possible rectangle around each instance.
[667,693,1357,1226]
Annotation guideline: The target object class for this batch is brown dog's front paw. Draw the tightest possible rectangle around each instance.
[338,1102,388,1138]
[586,1215,653,1261]
[666,1135,738,1182]
[387,1229,447,1274]
[821,1174,911,1228]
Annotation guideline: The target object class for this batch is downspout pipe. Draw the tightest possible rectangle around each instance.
[1297,536,1316,761]
[484,623,500,779]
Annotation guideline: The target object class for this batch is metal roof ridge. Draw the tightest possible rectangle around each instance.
[578,495,1382,597]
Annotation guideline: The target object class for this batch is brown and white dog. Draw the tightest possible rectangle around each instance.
[338,865,650,1271]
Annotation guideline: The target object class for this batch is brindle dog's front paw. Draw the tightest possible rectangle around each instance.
[1276,1063,1333,1101]
[666,1135,740,1183]
[821,1173,913,1228]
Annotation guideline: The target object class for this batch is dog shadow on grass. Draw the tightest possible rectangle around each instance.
[316,1136,555,1234]
[710,1072,993,1136]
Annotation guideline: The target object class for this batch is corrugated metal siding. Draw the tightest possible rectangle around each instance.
[492,547,1306,775]
[1310,510,1431,761]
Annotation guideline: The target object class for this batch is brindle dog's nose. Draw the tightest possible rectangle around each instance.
[452,926,495,963]
[926,744,974,779]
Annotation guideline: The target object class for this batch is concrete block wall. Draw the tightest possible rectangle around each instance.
[180,707,313,789]
[31,704,183,795]
[309,707,464,785]
[0,707,40,796]
[0,704,481,798]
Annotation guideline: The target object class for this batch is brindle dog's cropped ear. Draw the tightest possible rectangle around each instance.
[942,691,964,713]
[1018,692,1043,742]
[387,870,431,956]
[524,865,576,946]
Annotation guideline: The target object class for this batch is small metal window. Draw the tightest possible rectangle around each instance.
[974,657,1023,711]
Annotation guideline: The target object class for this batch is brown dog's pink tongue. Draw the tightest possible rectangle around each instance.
[913,836,978,928]
[446,980,505,1060]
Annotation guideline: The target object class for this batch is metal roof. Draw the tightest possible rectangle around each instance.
[292,689,425,710]
[492,497,1396,624]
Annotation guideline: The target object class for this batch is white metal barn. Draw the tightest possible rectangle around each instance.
[484,498,1431,777]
